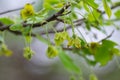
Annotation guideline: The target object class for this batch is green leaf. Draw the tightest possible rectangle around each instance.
[36,35,50,45]
[10,23,22,31]
[59,49,80,73]
[0,17,14,25]
[71,1,82,9]
[102,40,117,48]
[83,0,98,9]
[44,0,62,10]
[89,74,98,80]
[94,40,117,66]
[71,12,78,19]
[44,0,59,4]
[102,0,112,18]
[111,48,120,56]
[83,3,90,12]
[114,9,120,18]
[87,10,101,22]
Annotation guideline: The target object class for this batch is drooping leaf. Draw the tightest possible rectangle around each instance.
[83,3,90,12]
[59,49,80,73]
[87,10,101,22]
[102,0,112,18]
[36,35,50,45]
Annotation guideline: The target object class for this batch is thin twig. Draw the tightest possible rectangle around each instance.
[0,2,35,15]
[98,30,114,42]
[40,19,84,35]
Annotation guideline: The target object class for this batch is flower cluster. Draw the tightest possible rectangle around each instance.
[46,45,58,58]
[54,31,70,46]
[0,44,12,57]
[20,3,35,20]
[23,47,34,60]
[67,35,81,48]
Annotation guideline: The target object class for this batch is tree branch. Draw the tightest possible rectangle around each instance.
[98,30,114,43]
[0,2,71,31]
[0,2,120,37]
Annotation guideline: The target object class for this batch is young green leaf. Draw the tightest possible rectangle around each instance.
[0,17,14,25]
[83,0,98,9]
[87,10,101,22]
[36,35,50,45]
[83,3,90,12]
[59,49,80,73]
[44,0,62,10]
[102,0,112,18]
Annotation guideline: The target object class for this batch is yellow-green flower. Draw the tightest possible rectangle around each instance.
[23,47,34,60]
[46,45,58,58]
[54,31,70,46]
[0,44,12,57]
[20,3,35,20]
[67,36,81,48]
[74,37,81,48]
